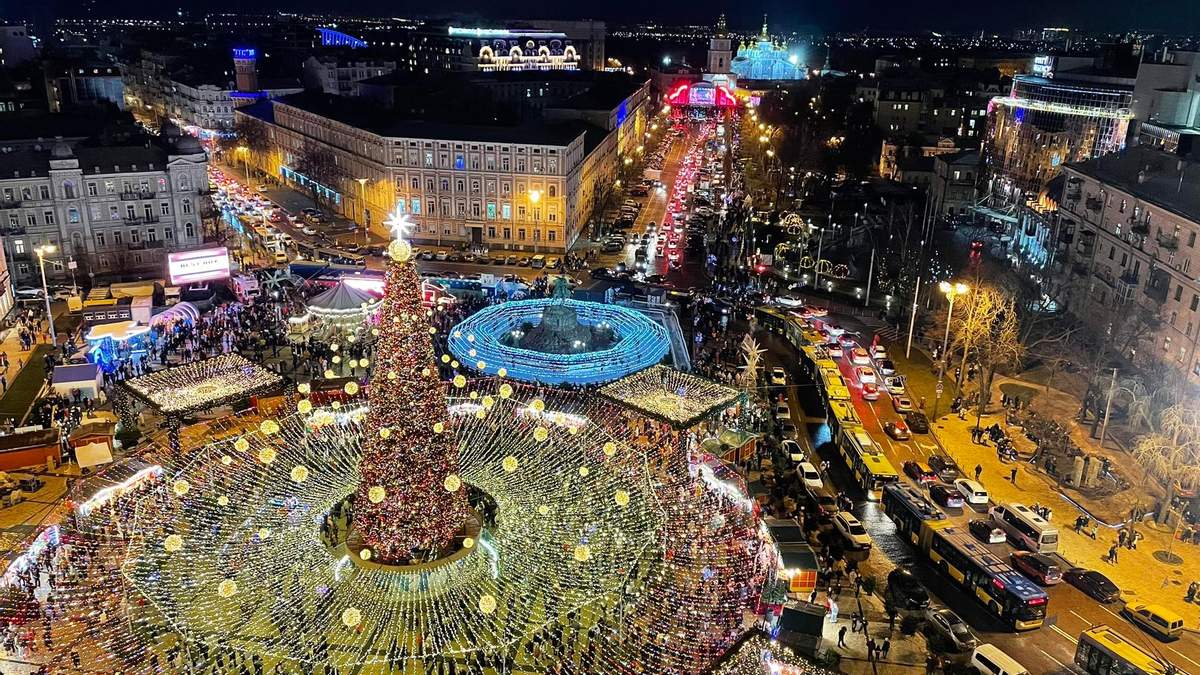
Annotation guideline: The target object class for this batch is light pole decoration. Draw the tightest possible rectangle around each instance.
[355,177,368,244]
[931,281,968,420]
[352,207,469,563]
[35,244,57,346]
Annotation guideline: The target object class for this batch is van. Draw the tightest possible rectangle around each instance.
[990,503,1059,553]
[969,644,1029,675]
[530,255,546,269]
[1124,602,1185,639]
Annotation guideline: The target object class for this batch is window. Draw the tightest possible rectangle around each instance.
[412,198,421,214]
[25,213,35,226]
[488,226,496,238]
[95,233,105,247]
[548,230,557,242]
[87,182,98,197]
[184,223,194,238]
[12,240,24,254]
[143,205,153,220]
[1176,286,1184,302]
[126,205,136,220]
[43,210,55,225]
[39,186,49,200]
[1190,232,1197,248]
[63,182,76,199]
[129,229,140,244]
[396,198,407,213]
[424,152,434,167]
[1120,199,1126,213]
[147,228,157,242]
[454,154,465,170]
[1108,246,1115,260]
[517,228,526,241]
[953,170,961,180]
[21,187,32,200]
[68,208,79,224]
[1191,295,1198,312]
[502,204,511,220]
[548,185,556,198]
[161,202,170,216]
[113,231,122,245]
[503,227,511,239]
[182,199,192,215]
[164,227,173,240]
[487,203,496,219]
[104,180,114,194]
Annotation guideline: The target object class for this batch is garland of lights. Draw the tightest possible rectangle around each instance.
[447,298,671,386]
[123,353,284,416]
[599,365,745,428]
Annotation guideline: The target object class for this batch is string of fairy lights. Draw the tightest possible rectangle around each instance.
[0,216,795,674]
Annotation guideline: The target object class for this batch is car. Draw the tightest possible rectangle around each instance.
[927,455,961,482]
[929,483,965,509]
[838,334,858,348]
[461,252,476,263]
[769,367,787,387]
[926,608,978,652]
[447,252,464,263]
[905,411,930,434]
[417,250,434,260]
[883,375,906,395]
[778,420,797,438]
[855,366,876,385]
[602,241,623,253]
[805,485,838,525]
[884,420,911,440]
[1062,567,1121,603]
[1010,551,1062,585]
[797,462,823,490]
[1124,602,1185,640]
[475,254,491,265]
[825,342,844,358]
[274,250,289,264]
[968,518,1007,544]
[531,255,547,269]
[954,478,989,505]
[903,461,937,484]
[886,567,930,610]
[505,255,518,265]
[876,359,897,376]
[871,344,888,360]
[591,267,612,280]
[517,257,531,267]
[833,512,872,551]
[780,438,804,461]
[302,226,318,236]
[850,347,871,365]
[823,323,846,337]
[50,288,74,301]
[434,250,449,261]
[892,395,914,413]
[255,184,270,193]
[861,382,880,401]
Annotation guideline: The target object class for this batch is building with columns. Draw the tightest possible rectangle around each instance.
[0,121,208,286]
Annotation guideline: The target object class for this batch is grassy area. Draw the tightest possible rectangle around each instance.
[0,345,52,425]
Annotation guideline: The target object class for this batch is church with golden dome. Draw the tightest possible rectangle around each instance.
[730,15,807,81]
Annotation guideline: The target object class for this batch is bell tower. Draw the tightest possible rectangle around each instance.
[707,14,733,74]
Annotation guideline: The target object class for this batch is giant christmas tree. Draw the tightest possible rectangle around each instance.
[353,217,469,563]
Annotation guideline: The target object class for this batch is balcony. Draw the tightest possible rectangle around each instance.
[119,190,155,201]
[145,240,164,249]
[123,216,142,224]
[144,215,161,224]
[1,226,27,236]
[0,200,22,210]
[1157,233,1179,250]
[1119,269,1140,285]
[127,241,145,251]
[1144,273,1170,303]
[1131,220,1150,235]
[1085,196,1104,212]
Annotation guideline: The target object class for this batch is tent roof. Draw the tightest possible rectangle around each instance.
[307,280,381,313]
[52,363,102,385]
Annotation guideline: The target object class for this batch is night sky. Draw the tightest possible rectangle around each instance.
[13,0,1200,34]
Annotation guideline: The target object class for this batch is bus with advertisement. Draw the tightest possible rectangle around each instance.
[1075,625,1187,675]
[926,527,1049,630]
[881,483,949,548]
[838,426,899,500]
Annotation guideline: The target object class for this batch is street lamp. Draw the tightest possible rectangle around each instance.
[355,177,368,244]
[235,145,250,182]
[932,281,968,420]
[35,244,57,346]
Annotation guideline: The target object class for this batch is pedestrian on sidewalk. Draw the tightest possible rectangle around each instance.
[1118,528,1128,548]
[974,464,982,481]
[837,625,848,648]
[1108,543,1119,564]
[880,638,891,660]
[1010,467,1018,484]
[850,612,860,632]
[866,638,876,662]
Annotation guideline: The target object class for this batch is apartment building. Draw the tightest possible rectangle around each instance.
[236,73,647,252]
[302,55,397,96]
[0,121,208,285]
[1057,145,1200,381]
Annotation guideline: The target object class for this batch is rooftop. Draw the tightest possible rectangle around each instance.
[1066,145,1200,225]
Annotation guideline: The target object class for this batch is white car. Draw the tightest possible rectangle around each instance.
[14,286,42,298]
[871,344,888,360]
[825,342,844,358]
[855,366,876,385]
[797,462,823,489]
[833,512,872,550]
[883,376,906,395]
[774,401,790,418]
[850,348,871,365]
[892,395,914,413]
[302,226,318,236]
[781,439,804,462]
[769,367,787,387]
[954,479,990,506]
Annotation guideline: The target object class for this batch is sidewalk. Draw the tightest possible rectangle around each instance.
[813,583,929,674]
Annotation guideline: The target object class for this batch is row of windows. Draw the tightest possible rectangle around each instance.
[5,200,192,228]
[394,198,557,223]
[394,175,559,198]
[2,174,196,203]
[397,150,562,174]
[8,223,195,255]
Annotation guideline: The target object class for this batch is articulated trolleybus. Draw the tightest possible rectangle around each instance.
[882,484,1049,630]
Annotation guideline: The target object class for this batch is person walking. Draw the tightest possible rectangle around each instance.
[1010,467,1018,484]
[880,638,891,660]
[1108,543,1119,564]
[974,464,983,481]
[866,638,876,662]
[837,625,848,648]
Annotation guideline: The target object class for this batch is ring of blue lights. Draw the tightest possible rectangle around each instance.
[447,298,670,386]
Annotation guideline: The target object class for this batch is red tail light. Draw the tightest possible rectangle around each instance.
[1028,597,1046,606]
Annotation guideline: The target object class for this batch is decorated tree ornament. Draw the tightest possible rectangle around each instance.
[217,579,238,598]
[163,534,183,552]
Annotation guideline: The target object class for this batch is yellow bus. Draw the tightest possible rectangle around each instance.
[839,426,899,500]
[828,399,861,436]
[818,367,852,403]
[1076,625,1188,675]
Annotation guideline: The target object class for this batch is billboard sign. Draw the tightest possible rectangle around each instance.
[168,247,231,285]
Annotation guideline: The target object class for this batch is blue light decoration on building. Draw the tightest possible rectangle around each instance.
[280,166,342,205]
[730,17,806,82]
[616,100,629,127]
[232,48,257,59]
[318,27,367,49]
[447,298,670,386]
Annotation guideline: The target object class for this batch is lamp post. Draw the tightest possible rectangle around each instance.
[35,244,57,346]
[355,177,368,244]
[236,146,250,182]
[932,281,968,420]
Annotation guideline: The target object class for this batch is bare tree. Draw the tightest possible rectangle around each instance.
[294,142,347,208]
[1132,403,1200,522]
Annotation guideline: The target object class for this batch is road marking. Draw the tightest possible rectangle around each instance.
[1050,624,1078,644]
[1039,650,1069,669]
[1168,646,1200,669]
[1069,610,1092,625]
[1099,604,1124,621]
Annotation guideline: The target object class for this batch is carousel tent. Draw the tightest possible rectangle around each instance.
[293,280,381,329]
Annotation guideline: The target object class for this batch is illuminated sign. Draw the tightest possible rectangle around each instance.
[690,86,716,106]
[448,26,567,39]
[232,48,257,59]
[168,247,231,285]
[1032,55,1053,78]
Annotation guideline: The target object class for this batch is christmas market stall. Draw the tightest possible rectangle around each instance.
[289,279,381,339]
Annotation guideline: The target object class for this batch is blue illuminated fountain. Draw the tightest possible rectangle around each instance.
[447,279,669,386]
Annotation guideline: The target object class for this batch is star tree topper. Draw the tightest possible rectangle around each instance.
[384,206,414,263]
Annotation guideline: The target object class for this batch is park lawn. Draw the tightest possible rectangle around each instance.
[0,345,53,425]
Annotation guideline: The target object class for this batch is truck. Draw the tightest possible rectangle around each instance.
[230,274,261,303]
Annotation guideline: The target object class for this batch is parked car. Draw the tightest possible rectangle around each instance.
[833,512,872,551]
[927,455,961,482]
[929,483,965,509]
[968,518,1007,544]
[903,461,937,484]
[885,567,930,610]
[825,342,844,358]
[780,438,804,461]
[1124,602,1185,640]
[805,485,838,526]
[884,420,911,440]
[954,478,989,505]
[769,367,787,387]
[504,255,518,265]
[905,411,930,433]
[434,250,449,261]
[926,608,979,651]
[892,395,914,413]
[301,226,318,236]
[1062,568,1121,603]
[876,358,897,376]
[1010,551,1062,585]
[797,462,823,490]
[884,376,906,395]
[517,257,531,267]
[850,347,871,365]
[871,344,888,360]
[855,366,876,385]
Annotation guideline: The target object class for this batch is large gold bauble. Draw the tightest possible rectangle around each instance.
[388,238,413,262]
[341,607,362,628]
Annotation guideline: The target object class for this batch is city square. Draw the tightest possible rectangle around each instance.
[0,3,1197,675]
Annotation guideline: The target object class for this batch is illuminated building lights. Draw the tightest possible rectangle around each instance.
[991,96,1133,120]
